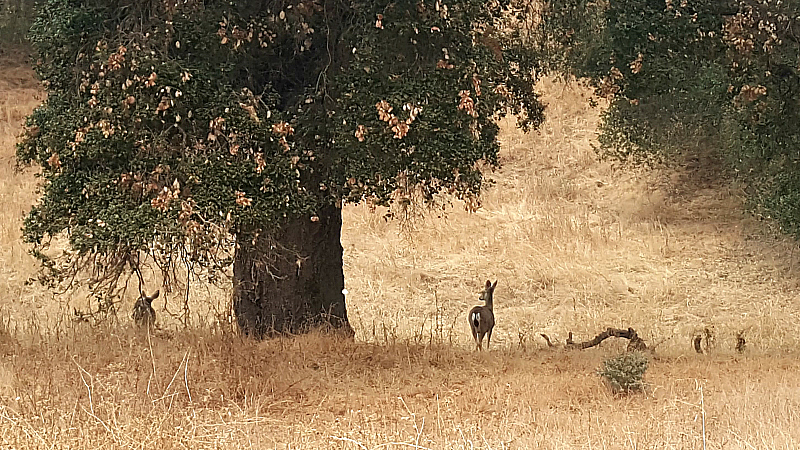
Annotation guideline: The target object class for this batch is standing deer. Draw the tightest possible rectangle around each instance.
[132,290,159,329]
[468,280,497,351]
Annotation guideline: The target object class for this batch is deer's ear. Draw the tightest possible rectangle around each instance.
[485,280,492,289]
[492,280,498,289]
[151,290,160,300]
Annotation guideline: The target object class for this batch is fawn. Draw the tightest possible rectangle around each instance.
[132,290,159,329]
[468,280,497,351]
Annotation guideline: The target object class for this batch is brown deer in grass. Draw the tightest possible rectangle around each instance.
[132,290,159,329]
[468,280,497,351]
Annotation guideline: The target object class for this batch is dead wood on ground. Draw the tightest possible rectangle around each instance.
[541,327,648,352]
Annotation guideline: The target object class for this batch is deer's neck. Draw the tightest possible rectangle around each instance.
[484,295,494,310]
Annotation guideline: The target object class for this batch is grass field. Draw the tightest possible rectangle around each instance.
[1,48,799,449]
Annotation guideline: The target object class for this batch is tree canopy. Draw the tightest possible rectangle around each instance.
[544,0,800,234]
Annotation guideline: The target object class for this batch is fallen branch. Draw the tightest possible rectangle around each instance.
[541,327,648,352]
[540,333,555,347]
[735,328,749,353]
[693,328,714,354]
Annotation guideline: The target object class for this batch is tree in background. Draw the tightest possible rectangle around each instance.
[18,0,544,336]
[0,0,37,43]
[543,0,800,234]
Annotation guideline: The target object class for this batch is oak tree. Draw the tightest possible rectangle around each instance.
[18,0,544,336]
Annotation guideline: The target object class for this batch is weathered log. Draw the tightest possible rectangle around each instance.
[541,327,648,351]
[693,334,704,353]
[693,328,715,354]
[735,330,747,353]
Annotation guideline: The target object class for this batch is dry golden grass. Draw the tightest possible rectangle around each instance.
[0,49,50,330]
[3,328,800,449]
[1,51,800,449]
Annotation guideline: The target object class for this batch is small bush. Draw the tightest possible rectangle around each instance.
[598,351,649,394]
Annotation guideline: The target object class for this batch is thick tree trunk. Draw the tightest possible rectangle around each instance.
[232,204,353,338]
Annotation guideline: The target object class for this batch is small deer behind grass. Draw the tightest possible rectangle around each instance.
[468,280,497,351]
[132,290,159,329]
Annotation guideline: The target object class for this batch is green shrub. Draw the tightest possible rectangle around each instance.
[598,351,649,394]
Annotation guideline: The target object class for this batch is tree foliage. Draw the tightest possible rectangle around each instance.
[544,0,800,235]
[18,0,544,298]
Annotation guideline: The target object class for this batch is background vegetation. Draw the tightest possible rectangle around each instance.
[0,0,36,44]
[544,0,800,237]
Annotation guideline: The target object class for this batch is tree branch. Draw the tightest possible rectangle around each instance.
[541,327,648,351]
